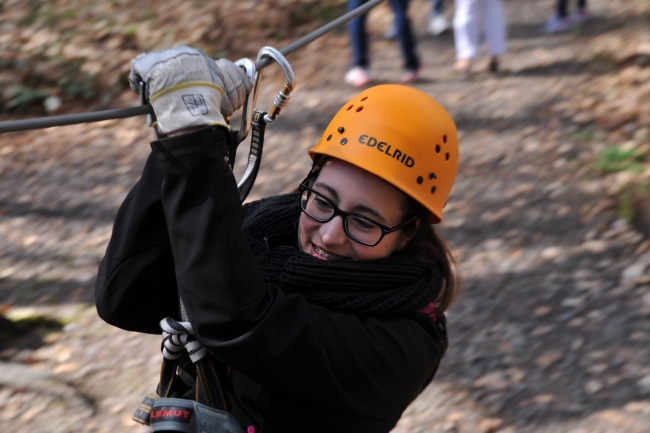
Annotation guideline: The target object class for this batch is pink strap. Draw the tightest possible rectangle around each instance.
[248,426,256,433]
[415,302,437,321]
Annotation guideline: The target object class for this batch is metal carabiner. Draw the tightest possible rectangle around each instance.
[232,46,296,140]
[232,58,259,143]
[256,46,296,124]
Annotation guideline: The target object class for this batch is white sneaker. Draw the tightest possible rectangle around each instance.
[428,15,449,36]
[344,67,371,88]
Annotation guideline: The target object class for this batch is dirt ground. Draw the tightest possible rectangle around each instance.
[1,0,650,432]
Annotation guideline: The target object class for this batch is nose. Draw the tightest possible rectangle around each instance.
[319,216,347,246]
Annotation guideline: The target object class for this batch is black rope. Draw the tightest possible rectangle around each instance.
[0,0,385,133]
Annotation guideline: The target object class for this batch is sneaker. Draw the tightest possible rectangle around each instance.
[428,15,450,36]
[400,69,420,84]
[544,15,571,34]
[570,9,589,23]
[344,67,371,88]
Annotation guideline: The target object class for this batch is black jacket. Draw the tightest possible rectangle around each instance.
[95,126,447,432]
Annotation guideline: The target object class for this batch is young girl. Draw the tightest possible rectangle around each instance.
[95,46,459,433]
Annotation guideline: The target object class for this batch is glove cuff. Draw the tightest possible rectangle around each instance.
[150,84,229,135]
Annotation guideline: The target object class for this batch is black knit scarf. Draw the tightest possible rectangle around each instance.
[242,193,442,315]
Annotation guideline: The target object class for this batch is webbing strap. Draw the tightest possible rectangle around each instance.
[237,110,267,202]
[160,317,207,363]
[157,317,228,411]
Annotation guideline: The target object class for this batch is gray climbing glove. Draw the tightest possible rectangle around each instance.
[129,45,252,135]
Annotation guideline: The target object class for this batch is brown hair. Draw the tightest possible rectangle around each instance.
[397,196,460,316]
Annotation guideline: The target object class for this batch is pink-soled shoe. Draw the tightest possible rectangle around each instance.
[344,67,371,88]
[399,69,420,84]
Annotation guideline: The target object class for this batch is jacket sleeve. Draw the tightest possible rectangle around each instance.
[151,126,446,417]
[95,152,179,334]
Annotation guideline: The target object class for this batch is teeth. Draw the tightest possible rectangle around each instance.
[314,246,344,260]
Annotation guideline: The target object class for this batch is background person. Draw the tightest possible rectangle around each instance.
[346,0,421,87]
[452,0,507,73]
[545,0,589,33]
[96,46,460,432]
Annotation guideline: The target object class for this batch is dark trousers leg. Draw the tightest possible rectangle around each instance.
[557,0,568,18]
[348,0,369,68]
[390,0,420,71]
[433,0,443,15]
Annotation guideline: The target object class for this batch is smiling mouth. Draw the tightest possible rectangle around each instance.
[313,245,347,261]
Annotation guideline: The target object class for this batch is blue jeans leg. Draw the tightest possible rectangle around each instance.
[390,0,420,71]
[348,0,369,68]
[432,0,443,16]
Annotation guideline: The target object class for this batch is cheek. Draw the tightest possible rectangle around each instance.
[354,234,400,260]
[350,241,389,260]
[298,213,317,247]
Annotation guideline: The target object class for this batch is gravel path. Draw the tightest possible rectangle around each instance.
[1,0,649,432]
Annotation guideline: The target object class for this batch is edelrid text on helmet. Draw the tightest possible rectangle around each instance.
[309,84,459,223]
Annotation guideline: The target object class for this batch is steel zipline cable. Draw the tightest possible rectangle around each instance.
[0,0,385,134]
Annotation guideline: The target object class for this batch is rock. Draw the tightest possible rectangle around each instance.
[540,246,563,260]
[621,261,650,282]
[473,372,509,391]
[562,296,586,308]
[582,240,609,254]
[476,417,502,433]
[585,379,604,394]
[43,95,62,113]
[536,351,562,369]
[637,375,650,395]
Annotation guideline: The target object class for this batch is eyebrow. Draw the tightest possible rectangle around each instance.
[313,181,386,223]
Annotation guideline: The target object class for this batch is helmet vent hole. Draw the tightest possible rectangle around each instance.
[443,135,447,144]
[417,176,423,184]
[341,138,348,145]
[338,127,345,133]
[429,173,437,179]
[356,106,364,112]
[361,96,368,101]
[431,186,437,194]
[327,134,332,141]
[445,152,450,161]
[435,144,440,153]
[347,105,354,111]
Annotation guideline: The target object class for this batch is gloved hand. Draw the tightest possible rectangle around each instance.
[129,45,252,135]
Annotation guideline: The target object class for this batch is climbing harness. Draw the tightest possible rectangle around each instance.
[132,318,246,433]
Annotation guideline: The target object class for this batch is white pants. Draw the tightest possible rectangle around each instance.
[453,0,507,59]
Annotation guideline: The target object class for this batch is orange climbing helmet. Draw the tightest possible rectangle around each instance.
[308,84,459,224]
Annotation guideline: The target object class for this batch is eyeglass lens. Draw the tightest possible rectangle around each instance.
[300,189,383,245]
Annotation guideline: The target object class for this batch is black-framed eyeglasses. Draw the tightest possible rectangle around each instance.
[299,184,417,247]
